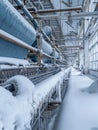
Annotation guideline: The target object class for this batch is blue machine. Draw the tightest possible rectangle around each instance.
[0,0,60,62]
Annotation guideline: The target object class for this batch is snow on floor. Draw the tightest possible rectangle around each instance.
[53,68,98,130]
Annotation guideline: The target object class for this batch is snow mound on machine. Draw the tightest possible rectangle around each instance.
[0,75,34,130]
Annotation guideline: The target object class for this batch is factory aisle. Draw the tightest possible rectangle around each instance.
[53,68,98,130]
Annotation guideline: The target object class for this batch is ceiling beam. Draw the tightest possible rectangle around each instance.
[58,45,82,48]
[29,6,82,14]
[33,11,98,19]
[55,38,84,42]
[62,52,77,54]
[71,11,98,18]
[65,55,77,57]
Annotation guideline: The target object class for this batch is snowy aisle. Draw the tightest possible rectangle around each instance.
[53,68,98,130]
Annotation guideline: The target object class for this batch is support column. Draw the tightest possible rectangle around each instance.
[37,19,42,65]
[36,33,42,65]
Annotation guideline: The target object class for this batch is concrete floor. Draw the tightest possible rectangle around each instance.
[52,68,98,130]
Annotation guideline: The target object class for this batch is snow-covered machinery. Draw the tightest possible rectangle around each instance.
[0,1,69,129]
[0,68,70,130]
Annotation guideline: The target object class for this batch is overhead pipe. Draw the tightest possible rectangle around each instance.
[71,11,98,18]
[0,29,38,53]
[0,30,51,59]
[58,45,82,48]
[33,11,98,20]
[29,6,82,14]
[55,38,83,42]
[0,30,66,65]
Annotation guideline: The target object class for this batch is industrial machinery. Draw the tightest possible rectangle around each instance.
[0,0,63,63]
[0,0,69,130]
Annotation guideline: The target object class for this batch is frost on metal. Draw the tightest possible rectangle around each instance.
[0,68,70,130]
